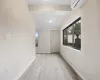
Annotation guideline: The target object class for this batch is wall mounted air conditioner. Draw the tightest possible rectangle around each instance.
[71,0,87,9]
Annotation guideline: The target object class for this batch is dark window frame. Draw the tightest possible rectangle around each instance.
[63,17,81,50]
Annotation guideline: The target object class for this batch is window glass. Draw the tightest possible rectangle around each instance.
[63,18,81,50]
[35,32,38,47]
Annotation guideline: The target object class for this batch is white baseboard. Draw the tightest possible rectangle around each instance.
[14,56,36,80]
[66,58,87,80]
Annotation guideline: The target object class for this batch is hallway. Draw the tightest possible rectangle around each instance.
[0,0,100,80]
[19,54,79,80]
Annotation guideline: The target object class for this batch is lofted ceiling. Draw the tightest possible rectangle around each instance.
[26,0,71,29]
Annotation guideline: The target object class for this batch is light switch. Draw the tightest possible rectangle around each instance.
[5,34,11,40]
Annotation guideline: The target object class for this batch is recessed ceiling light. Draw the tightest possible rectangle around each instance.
[48,20,52,23]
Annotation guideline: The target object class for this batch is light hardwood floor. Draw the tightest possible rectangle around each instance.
[19,53,80,80]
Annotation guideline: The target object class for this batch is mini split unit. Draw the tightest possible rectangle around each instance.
[71,0,88,9]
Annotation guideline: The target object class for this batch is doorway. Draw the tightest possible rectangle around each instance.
[50,30,60,53]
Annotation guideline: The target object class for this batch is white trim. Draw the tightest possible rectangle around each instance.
[66,46,81,52]
[14,56,36,80]
[66,58,87,80]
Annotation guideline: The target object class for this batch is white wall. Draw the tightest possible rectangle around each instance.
[0,0,36,80]
[36,29,51,53]
[60,0,100,80]
[36,29,60,53]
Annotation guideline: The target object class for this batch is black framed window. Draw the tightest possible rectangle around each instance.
[63,17,81,50]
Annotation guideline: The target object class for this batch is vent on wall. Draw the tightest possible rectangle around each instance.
[71,0,87,9]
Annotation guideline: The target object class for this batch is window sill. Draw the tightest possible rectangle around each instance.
[63,45,81,52]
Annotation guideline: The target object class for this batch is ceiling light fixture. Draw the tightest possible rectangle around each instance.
[48,20,52,23]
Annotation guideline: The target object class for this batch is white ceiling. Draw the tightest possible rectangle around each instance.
[26,0,70,5]
[31,11,70,29]
[26,0,71,29]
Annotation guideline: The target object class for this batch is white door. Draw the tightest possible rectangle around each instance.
[50,30,60,53]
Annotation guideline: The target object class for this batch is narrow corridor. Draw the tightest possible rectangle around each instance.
[19,54,81,80]
[0,0,100,80]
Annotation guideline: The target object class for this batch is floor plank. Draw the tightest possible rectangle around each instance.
[19,53,78,80]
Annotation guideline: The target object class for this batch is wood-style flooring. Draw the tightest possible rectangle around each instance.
[19,53,80,80]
